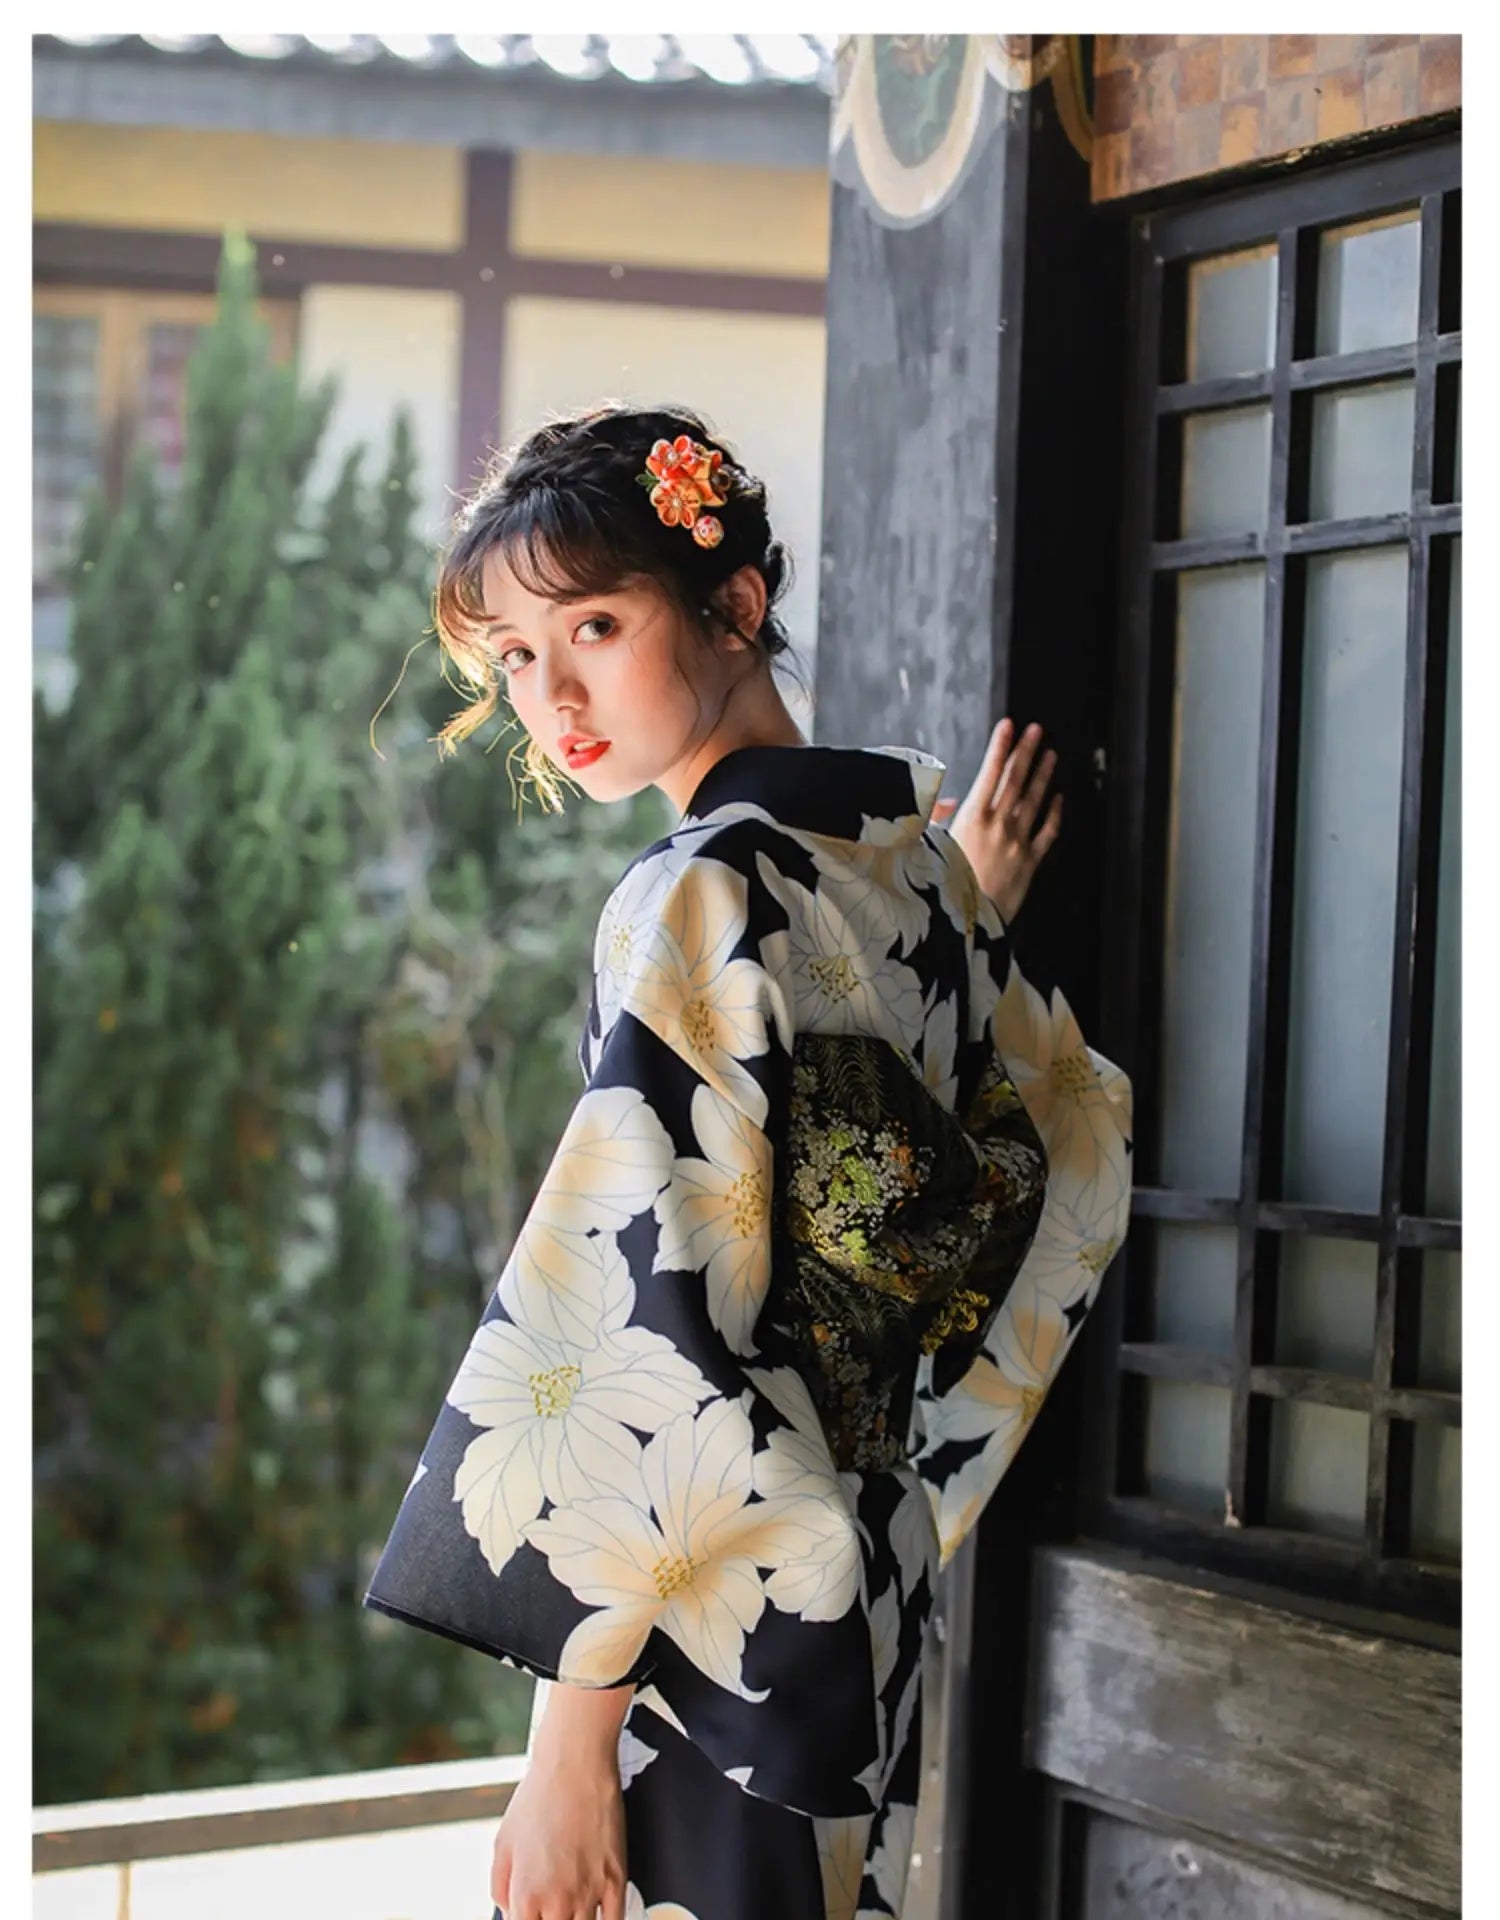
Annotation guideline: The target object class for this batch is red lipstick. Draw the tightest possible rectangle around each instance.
[560,734,610,770]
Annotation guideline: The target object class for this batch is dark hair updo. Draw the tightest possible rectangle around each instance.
[428,402,801,800]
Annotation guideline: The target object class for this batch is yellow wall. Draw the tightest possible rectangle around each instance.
[511,151,829,277]
[33,123,464,251]
[297,287,464,549]
[500,297,826,716]
[34,120,830,707]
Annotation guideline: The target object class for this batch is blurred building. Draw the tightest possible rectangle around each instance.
[32,32,836,713]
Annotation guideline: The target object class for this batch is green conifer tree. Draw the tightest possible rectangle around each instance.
[31,228,560,1799]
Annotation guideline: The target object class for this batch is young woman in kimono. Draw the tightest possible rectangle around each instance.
[364,404,1133,1920]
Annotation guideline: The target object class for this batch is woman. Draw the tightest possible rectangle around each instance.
[364,404,1133,1920]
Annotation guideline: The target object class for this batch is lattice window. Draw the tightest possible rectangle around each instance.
[30,288,297,589]
[1087,138,1461,1626]
[33,310,102,585]
[140,320,209,492]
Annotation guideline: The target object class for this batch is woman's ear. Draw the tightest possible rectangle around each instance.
[714,564,768,648]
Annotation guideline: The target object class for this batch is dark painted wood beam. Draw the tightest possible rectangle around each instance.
[454,147,512,502]
[34,192,826,510]
[31,220,826,314]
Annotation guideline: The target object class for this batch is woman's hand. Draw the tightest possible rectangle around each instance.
[491,1684,632,1920]
[932,718,1063,927]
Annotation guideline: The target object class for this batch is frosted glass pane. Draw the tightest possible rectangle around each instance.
[1143,1380,1231,1516]
[1181,405,1271,536]
[1187,244,1277,381]
[1265,1400,1368,1542]
[1283,547,1408,1211]
[1274,1236,1376,1375]
[32,311,101,580]
[1417,1250,1461,1393]
[1426,539,1461,1217]
[1316,209,1422,356]
[1152,1223,1238,1357]
[1409,1423,1460,1563]
[1308,381,1416,522]
[1158,566,1264,1191]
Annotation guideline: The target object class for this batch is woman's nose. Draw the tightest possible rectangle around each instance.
[532,654,581,707]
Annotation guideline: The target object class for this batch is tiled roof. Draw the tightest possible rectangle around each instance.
[35,33,838,92]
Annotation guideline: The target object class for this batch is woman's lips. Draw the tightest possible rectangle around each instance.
[563,739,610,769]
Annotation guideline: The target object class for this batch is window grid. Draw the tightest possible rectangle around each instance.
[33,312,102,584]
[141,321,209,489]
[30,289,298,588]
[1086,139,1460,1625]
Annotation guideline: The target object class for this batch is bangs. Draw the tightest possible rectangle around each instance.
[434,482,641,652]
[497,488,637,604]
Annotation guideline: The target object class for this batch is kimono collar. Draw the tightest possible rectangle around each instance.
[680,742,947,846]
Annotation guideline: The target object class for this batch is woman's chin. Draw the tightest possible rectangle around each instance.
[564,760,639,803]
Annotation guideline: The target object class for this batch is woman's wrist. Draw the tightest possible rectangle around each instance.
[531,1678,635,1769]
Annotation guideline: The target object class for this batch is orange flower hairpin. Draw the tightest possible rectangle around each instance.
[636,435,732,549]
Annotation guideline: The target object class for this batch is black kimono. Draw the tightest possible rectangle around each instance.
[365,742,1134,1920]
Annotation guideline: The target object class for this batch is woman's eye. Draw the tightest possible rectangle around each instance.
[495,616,612,673]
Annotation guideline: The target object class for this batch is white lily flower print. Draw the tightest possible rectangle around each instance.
[746,1365,862,1623]
[498,1084,677,1347]
[594,834,715,1043]
[869,1800,918,1914]
[449,1233,714,1575]
[756,854,926,1051]
[868,1579,902,1702]
[927,1294,1069,1454]
[625,1886,699,1920]
[622,859,781,1127]
[618,1723,660,1789]
[595,857,676,1040]
[990,965,1131,1226]
[807,813,934,958]
[922,1295,1073,1564]
[1018,1180,1127,1316]
[526,1397,831,1698]
[654,1082,772,1357]
[814,1809,875,1920]
[919,986,960,1111]
[888,1475,938,1607]
[365,741,1132,1919]
[633,1683,688,1737]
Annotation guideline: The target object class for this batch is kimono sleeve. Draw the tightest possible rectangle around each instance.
[363,842,863,1711]
[906,889,1134,1568]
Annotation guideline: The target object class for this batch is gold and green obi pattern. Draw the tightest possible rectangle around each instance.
[768,1031,1049,1472]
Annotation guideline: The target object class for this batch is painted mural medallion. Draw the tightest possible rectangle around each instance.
[873,36,969,168]
[832,34,1094,228]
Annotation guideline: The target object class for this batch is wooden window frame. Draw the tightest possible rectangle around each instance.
[33,285,298,588]
[1082,135,1462,1628]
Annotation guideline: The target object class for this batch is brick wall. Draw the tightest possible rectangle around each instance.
[1091,35,1460,201]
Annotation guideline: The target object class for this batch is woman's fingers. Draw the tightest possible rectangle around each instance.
[978,718,1014,809]
[1031,791,1064,859]
[1013,747,1058,836]
[490,1822,511,1911]
[985,721,1057,840]
[988,719,1042,817]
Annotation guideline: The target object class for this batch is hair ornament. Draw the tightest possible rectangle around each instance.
[636,434,733,548]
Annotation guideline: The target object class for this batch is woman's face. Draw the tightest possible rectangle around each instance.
[476,546,745,806]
